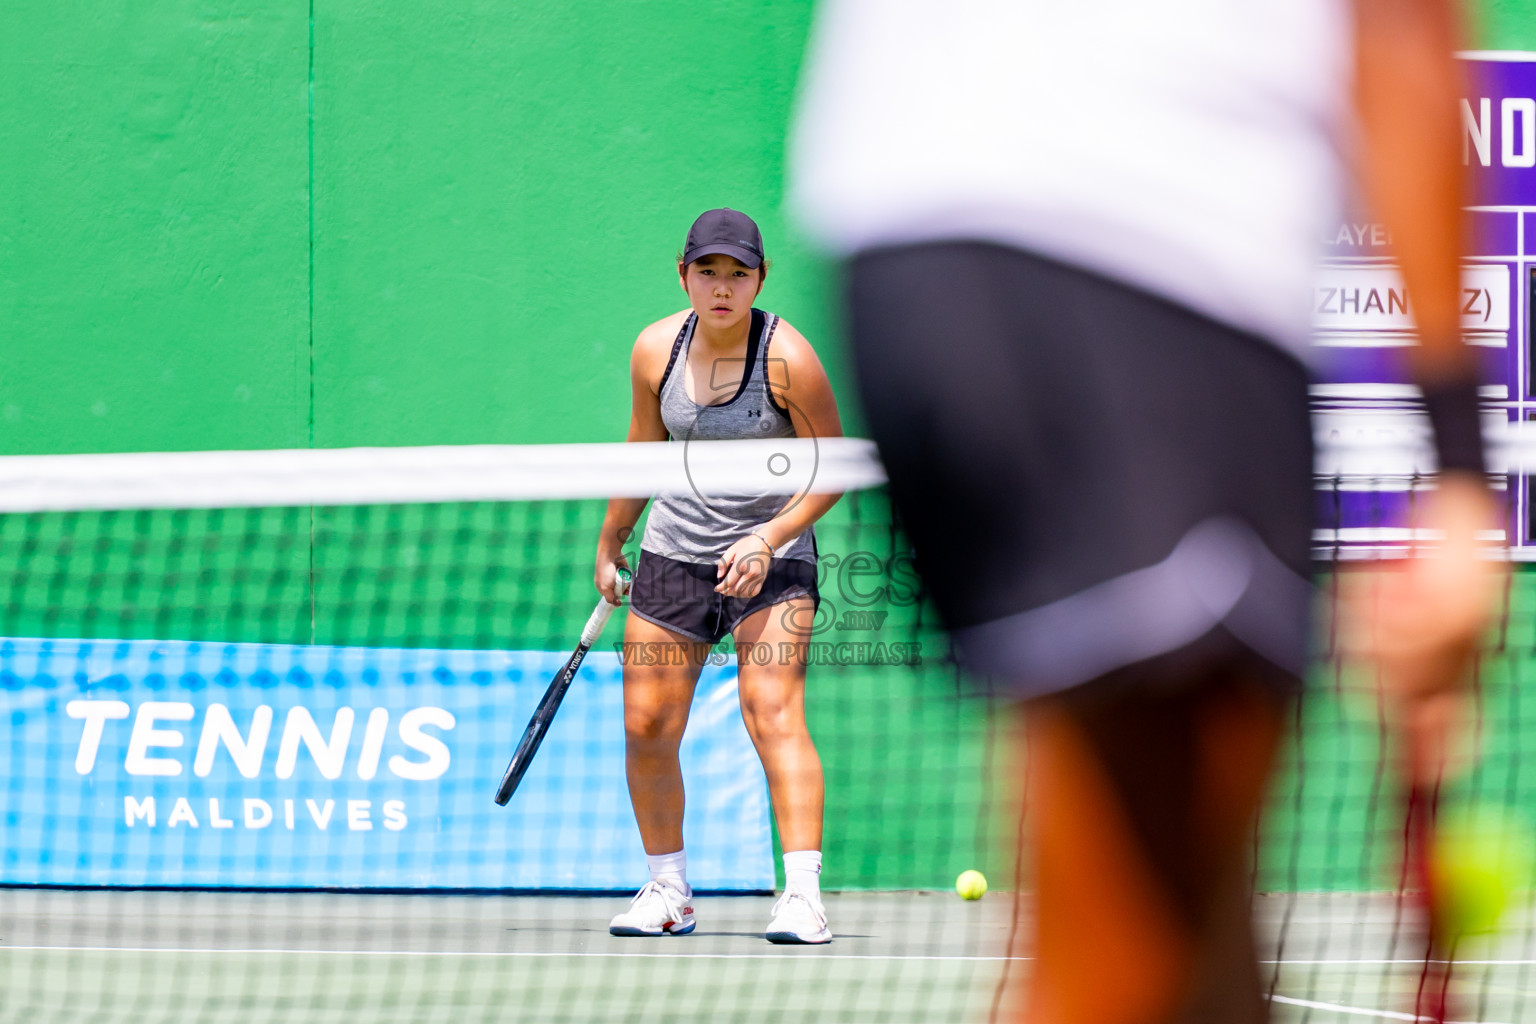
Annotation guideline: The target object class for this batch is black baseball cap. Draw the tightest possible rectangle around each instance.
[682,208,764,270]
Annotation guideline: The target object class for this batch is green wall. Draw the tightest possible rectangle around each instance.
[9,2,1531,456]
[1,1,311,452]
[1476,0,1536,49]
[1,1,832,454]
[309,4,833,448]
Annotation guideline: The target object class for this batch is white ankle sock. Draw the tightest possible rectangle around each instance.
[783,849,822,898]
[646,850,688,894]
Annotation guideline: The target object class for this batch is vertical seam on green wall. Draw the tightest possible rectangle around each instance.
[307,0,317,643]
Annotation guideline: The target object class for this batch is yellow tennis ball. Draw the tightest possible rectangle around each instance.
[1432,807,1535,939]
[955,869,987,901]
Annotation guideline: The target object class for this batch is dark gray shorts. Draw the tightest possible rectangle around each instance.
[629,550,820,646]
[847,241,1314,698]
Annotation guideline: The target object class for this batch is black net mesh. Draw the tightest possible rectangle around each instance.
[0,458,1531,1022]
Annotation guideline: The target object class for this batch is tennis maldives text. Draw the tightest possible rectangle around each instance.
[67,700,454,831]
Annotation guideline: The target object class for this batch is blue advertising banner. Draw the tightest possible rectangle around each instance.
[0,638,775,890]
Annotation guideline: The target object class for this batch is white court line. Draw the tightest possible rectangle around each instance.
[1268,994,1510,1024]
[3,946,1531,967]
[1264,959,1536,967]
[3,945,1525,1019]
[0,944,1029,962]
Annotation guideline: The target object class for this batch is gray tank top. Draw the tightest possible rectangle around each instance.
[642,309,815,564]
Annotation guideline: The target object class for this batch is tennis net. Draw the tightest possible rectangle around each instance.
[0,434,1532,1023]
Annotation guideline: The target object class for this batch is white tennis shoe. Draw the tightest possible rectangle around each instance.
[765,889,832,944]
[609,880,696,936]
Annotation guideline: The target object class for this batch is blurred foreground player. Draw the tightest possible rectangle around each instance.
[791,1,1501,1021]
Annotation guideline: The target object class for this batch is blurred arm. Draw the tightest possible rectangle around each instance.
[1348,0,1502,766]
[1352,0,1470,382]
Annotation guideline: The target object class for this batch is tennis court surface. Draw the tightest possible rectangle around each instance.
[2,437,1535,1021]
[0,889,1012,1024]
[3,891,1531,1022]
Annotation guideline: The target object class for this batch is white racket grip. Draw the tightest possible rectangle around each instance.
[580,599,616,647]
[581,570,630,647]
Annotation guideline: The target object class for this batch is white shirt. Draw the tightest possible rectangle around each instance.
[789,0,1354,356]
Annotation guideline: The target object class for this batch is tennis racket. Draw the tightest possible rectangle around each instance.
[494,567,631,806]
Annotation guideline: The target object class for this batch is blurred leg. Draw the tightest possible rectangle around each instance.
[1015,659,1288,1024]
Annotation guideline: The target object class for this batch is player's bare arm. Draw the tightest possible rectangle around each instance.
[594,317,688,604]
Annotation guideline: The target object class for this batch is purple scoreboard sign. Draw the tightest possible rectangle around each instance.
[1316,53,1536,557]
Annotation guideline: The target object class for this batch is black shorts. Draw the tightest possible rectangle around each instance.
[847,242,1314,698]
[629,550,820,646]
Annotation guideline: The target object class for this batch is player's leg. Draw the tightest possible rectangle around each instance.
[621,609,710,855]
[732,595,830,943]
[1022,651,1288,1024]
[733,597,824,853]
[612,552,717,937]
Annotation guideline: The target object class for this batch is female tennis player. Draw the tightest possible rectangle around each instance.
[593,208,844,944]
